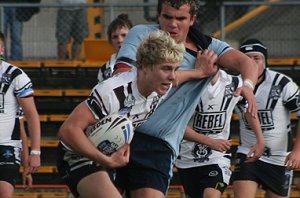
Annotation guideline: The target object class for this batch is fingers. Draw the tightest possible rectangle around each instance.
[285,160,299,170]
[213,140,231,152]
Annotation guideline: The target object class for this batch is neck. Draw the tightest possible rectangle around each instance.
[210,70,220,85]
[137,70,151,98]
[257,69,266,84]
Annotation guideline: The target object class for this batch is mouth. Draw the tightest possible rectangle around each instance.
[168,32,177,37]
[161,83,171,90]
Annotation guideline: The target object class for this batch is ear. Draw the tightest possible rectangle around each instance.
[190,15,197,26]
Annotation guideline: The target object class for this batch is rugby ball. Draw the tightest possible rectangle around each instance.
[86,114,134,155]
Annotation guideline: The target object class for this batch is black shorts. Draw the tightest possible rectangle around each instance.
[0,145,21,187]
[115,132,174,195]
[231,153,293,196]
[56,142,113,198]
[177,164,229,197]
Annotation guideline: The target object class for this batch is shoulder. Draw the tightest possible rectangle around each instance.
[266,69,293,83]
[209,38,233,56]
[219,70,243,87]
[95,69,137,92]
[126,24,159,41]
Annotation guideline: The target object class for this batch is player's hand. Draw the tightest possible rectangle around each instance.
[22,168,33,190]
[194,49,218,78]
[234,86,258,118]
[107,144,130,168]
[207,139,231,152]
[285,151,300,170]
[28,154,41,174]
[245,143,264,163]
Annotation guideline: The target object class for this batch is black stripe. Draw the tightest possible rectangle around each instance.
[269,75,290,110]
[12,118,21,140]
[87,90,107,119]
[221,77,239,111]
[114,86,126,110]
[2,67,22,94]
[266,73,280,109]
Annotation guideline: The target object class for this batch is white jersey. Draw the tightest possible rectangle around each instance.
[0,61,33,148]
[97,53,116,82]
[176,70,243,169]
[87,68,169,129]
[235,68,300,166]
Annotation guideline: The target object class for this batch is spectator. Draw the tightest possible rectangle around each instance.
[0,31,40,197]
[231,39,300,198]
[97,14,133,82]
[2,0,23,61]
[56,0,89,60]
[175,69,264,198]
[1,0,40,61]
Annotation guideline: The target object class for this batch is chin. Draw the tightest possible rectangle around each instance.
[157,89,167,96]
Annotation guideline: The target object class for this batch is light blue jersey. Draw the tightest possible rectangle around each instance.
[116,24,233,157]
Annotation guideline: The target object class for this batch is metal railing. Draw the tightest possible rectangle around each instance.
[0,1,299,60]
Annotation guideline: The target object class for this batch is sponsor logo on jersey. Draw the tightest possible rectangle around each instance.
[245,109,274,131]
[269,85,281,100]
[193,111,226,134]
[124,94,135,107]
[192,143,212,162]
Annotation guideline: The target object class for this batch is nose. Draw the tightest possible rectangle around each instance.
[169,19,177,28]
[169,70,176,81]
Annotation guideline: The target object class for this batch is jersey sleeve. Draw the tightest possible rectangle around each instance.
[282,80,300,116]
[85,83,111,120]
[209,38,233,57]
[13,69,33,98]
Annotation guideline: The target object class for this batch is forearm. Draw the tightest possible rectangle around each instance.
[21,130,29,168]
[293,120,300,152]
[184,127,212,146]
[58,125,110,167]
[26,114,41,151]
[175,70,210,85]
[245,112,264,145]
[219,50,258,85]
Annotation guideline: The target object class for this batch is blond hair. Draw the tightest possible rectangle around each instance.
[136,30,185,69]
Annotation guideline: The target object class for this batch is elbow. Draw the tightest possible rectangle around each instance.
[57,124,70,141]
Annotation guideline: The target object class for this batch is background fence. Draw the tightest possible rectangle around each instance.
[0,0,299,60]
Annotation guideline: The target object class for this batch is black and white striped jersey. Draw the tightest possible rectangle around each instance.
[176,70,243,168]
[0,61,33,148]
[235,68,300,166]
[86,68,169,129]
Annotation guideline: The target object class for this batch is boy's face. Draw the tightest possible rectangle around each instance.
[158,3,196,43]
[110,26,130,51]
[142,61,180,96]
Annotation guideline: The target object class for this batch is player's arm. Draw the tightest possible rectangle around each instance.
[174,49,219,86]
[285,117,300,170]
[58,102,129,168]
[218,50,259,117]
[184,127,231,152]
[18,97,41,174]
[244,111,265,162]
[19,118,33,190]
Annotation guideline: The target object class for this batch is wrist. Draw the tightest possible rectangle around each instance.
[243,79,255,91]
[30,150,41,155]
